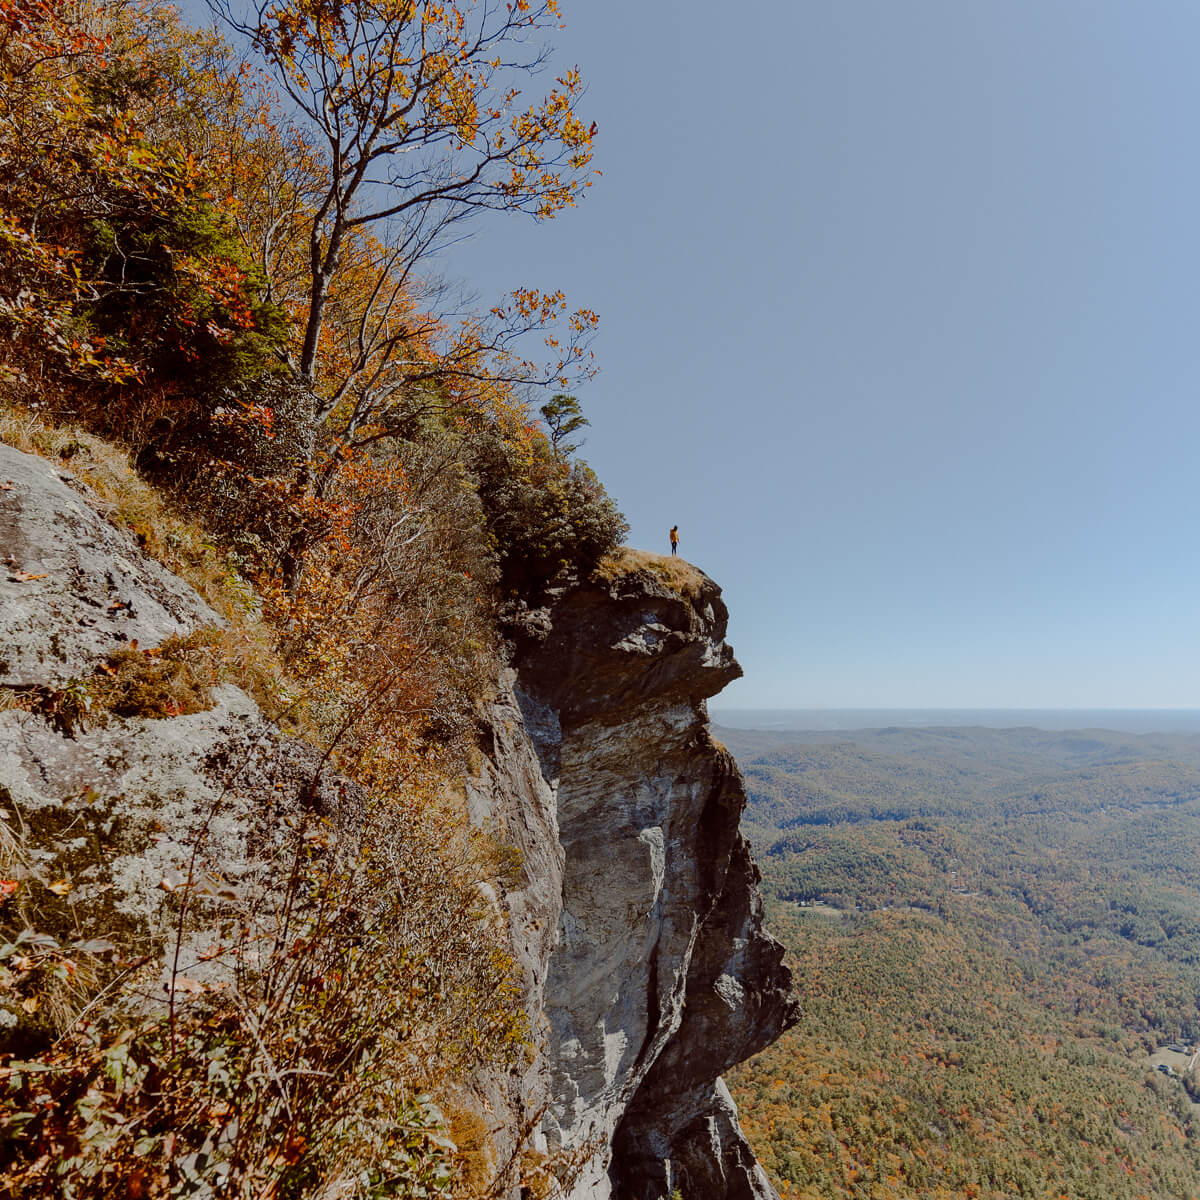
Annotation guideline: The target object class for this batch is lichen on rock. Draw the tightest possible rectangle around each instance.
[0,442,218,688]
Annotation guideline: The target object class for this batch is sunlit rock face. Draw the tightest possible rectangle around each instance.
[0,446,357,1012]
[0,441,216,687]
[488,567,799,1199]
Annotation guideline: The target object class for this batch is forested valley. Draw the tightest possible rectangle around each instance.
[724,724,1200,1200]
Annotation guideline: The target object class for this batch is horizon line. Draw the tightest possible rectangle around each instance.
[709,705,1200,712]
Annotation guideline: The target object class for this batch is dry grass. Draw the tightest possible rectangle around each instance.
[592,545,708,603]
[443,1103,495,1196]
[1,405,238,609]
[91,631,221,721]
[0,791,108,1048]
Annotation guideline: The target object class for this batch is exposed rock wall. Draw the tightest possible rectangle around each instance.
[0,444,352,1023]
[0,442,214,687]
[484,570,799,1199]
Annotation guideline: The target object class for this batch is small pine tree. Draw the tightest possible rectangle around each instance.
[540,394,590,459]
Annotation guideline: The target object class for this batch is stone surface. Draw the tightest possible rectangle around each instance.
[498,566,799,1199]
[0,445,357,1002]
[462,671,566,1179]
[612,833,799,1199]
[0,441,217,687]
[2,688,310,916]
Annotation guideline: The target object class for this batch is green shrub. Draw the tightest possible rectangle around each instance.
[471,425,627,595]
[81,193,288,404]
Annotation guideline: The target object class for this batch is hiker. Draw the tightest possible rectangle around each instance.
[669,525,679,556]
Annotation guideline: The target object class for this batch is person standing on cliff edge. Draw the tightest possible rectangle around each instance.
[669,525,679,556]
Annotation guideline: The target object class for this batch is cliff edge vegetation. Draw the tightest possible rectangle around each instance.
[591,548,710,605]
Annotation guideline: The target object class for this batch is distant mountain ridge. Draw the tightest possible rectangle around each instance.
[711,707,1200,733]
[716,723,1200,849]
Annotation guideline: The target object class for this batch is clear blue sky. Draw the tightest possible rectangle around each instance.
[184,1,1200,709]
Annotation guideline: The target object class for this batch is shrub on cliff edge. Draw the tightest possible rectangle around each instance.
[471,416,628,595]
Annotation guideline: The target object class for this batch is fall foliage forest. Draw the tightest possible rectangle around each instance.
[0,0,626,1195]
[724,725,1200,1200]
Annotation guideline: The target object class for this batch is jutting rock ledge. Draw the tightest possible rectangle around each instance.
[471,558,799,1198]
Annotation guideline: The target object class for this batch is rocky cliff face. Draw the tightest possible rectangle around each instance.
[470,569,799,1198]
[0,441,217,686]
[0,443,349,1008]
[1,442,796,1196]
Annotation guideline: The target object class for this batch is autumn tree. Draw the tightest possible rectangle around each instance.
[0,0,143,384]
[0,0,287,409]
[206,0,598,442]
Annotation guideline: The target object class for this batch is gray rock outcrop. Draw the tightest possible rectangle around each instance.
[0,445,350,1015]
[0,441,216,687]
[473,568,799,1199]
[2,441,796,1197]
